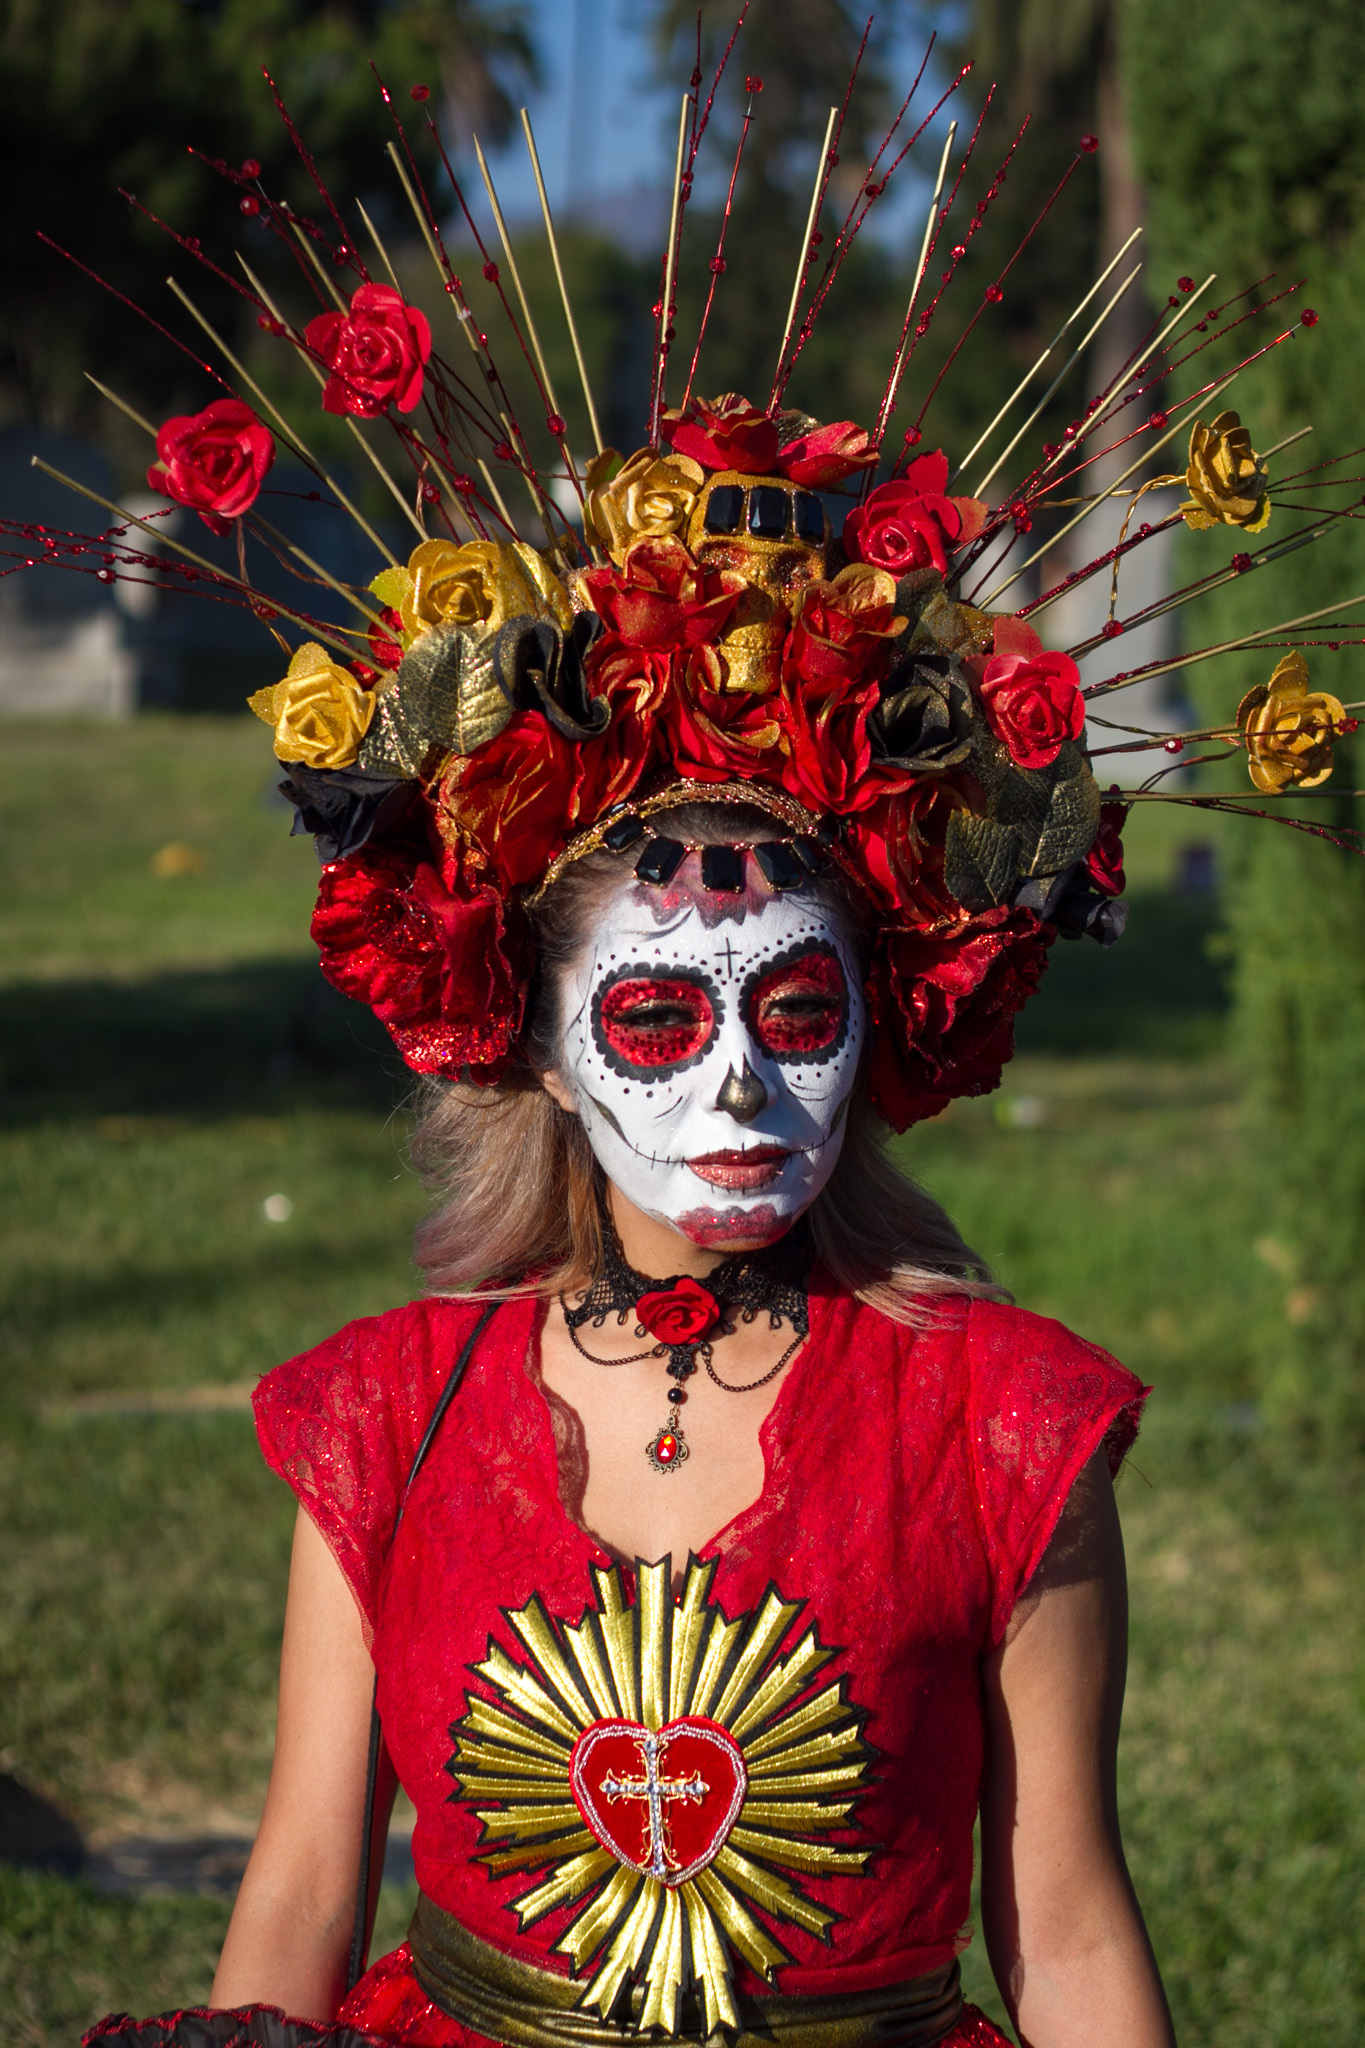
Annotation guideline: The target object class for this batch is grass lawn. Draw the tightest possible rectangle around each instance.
[0,717,1360,2045]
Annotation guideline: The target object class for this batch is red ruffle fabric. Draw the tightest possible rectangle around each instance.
[255,1286,1145,2025]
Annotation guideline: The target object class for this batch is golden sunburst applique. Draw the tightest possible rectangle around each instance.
[445,1554,872,2036]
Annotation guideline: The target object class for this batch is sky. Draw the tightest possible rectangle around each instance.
[474,0,937,252]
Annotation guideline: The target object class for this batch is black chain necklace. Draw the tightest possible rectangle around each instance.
[560,1201,811,1474]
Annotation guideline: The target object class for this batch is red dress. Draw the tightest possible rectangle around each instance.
[254,1276,1145,2048]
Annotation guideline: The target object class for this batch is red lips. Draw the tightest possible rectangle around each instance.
[686,1146,789,1190]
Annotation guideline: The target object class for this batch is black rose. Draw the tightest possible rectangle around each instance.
[868,654,975,773]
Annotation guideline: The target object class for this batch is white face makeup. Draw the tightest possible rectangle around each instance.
[555,870,865,1249]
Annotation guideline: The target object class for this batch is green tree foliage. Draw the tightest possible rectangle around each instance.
[0,0,535,436]
[1125,0,1365,1453]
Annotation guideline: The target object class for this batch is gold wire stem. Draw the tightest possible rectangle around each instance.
[236,254,430,546]
[477,457,517,533]
[287,219,349,313]
[165,276,398,564]
[473,132,573,477]
[653,94,691,437]
[772,106,839,405]
[84,375,158,439]
[977,360,1243,608]
[874,120,957,448]
[1089,591,1365,697]
[1053,514,1335,644]
[30,457,364,662]
[522,107,604,457]
[959,227,1143,489]
[972,265,1142,499]
[354,199,402,288]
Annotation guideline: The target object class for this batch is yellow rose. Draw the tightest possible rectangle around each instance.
[1180,409,1271,533]
[1237,651,1345,793]
[248,642,375,767]
[400,539,571,639]
[585,446,706,560]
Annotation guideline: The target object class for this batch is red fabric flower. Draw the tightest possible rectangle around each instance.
[660,393,780,475]
[305,283,432,418]
[575,639,671,817]
[440,712,583,890]
[635,1278,720,1343]
[851,784,970,923]
[1086,801,1127,896]
[583,536,744,650]
[310,843,526,1081]
[865,908,1053,1130]
[367,605,404,672]
[776,419,878,489]
[975,617,1085,770]
[146,397,274,535]
[783,565,906,692]
[664,645,786,784]
[842,454,987,577]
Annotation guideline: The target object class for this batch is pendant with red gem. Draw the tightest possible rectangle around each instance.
[647,1419,688,1472]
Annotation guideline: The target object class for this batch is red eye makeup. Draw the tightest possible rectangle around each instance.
[597,975,717,1070]
[746,947,848,1060]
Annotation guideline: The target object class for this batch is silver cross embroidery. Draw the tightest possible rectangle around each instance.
[601,1730,708,1880]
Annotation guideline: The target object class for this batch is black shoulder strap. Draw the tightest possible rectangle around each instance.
[346,1298,501,1991]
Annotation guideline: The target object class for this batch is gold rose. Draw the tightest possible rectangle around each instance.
[1237,651,1347,793]
[248,642,376,767]
[399,537,573,640]
[1177,408,1271,533]
[585,446,706,562]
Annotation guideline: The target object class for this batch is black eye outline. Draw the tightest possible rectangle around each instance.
[590,961,726,1080]
[741,941,851,1066]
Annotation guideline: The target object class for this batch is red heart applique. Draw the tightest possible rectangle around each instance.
[569,1717,747,1885]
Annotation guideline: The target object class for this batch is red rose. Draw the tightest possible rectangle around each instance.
[583,536,743,650]
[146,397,274,535]
[977,647,1085,769]
[660,393,780,475]
[311,843,526,1081]
[783,564,906,693]
[635,1278,720,1343]
[865,907,1053,1130]
[305,282,432,418]
[851,783,969,922]
[1086,801,1126,896]
[440,712,583,889]
[664,644,786,784]
[842,454,987,577]
[776,419,878,489]
[776,669,889,814]
[574,639,671,817]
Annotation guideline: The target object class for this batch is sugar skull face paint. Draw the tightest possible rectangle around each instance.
[555,873,865,1247]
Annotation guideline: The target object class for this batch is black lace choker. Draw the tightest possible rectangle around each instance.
[561,1202,811,1474]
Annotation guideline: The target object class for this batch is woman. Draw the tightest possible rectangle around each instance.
[199,787,1172,2048]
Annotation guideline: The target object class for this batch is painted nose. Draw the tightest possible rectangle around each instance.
[715,1058,768,1124]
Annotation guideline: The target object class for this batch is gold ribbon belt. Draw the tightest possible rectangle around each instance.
[408,1894,964,2048]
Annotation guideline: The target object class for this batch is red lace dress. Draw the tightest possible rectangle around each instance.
[254,1277,1145,2048]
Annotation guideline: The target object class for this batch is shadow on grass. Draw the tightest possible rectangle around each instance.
[0,884,1228,1128]
[0,960,403,1126]
[1018,885,1227,1059]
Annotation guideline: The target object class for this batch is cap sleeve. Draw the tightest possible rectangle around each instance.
[253,1300,454,1640]
[966,1298,1148,1647]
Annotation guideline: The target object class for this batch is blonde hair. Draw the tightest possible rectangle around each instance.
[412,802,1003,1325]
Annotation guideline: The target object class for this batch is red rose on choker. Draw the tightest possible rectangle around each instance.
[635,1278,721,1344]
[1086,801,1127,896]
[146,397,274,534]
[977,621,1085,769]
[306,282,432,417]
[583,536,743,650]
[660,393,780,475]
[842,454,987,577]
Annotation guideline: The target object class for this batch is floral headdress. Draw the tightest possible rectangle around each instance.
[8,38,1362,1130]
